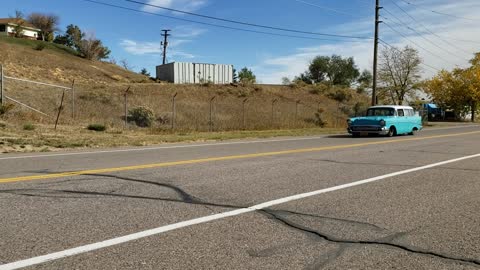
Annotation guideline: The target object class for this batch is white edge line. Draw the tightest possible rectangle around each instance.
[1,152,479,270]
[0,125,478,161]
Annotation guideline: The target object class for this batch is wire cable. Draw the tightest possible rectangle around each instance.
[378,38,441,72]
[381,9,470,61]
[382,22,458,66]
[385,0,473,57]
[291,0,365,17]
[82,0,370,43]
[398,0,480,22]
[125,0,372,39]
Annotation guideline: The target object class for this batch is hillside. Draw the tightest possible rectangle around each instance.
[0,37,370,152]
[0,36,149,84]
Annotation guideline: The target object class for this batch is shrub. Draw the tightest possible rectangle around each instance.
[0,104,14,116]
[23,123,35,131]
[34,43,46,51]
[87,123,106,132]
[128,106,155,127]
[305,109,327,128]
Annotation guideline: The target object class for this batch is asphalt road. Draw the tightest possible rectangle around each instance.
[0,126,480,269]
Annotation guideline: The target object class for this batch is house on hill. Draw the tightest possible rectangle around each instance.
[0,18,41,40]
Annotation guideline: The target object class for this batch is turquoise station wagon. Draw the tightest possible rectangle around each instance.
[347,105,423,137]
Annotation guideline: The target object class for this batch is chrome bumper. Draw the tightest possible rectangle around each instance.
[347,126,389,135]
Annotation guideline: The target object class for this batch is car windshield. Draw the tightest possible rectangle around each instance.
[366,108,395,116]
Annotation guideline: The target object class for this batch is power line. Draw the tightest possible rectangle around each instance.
[398,0,480,22]
[385,0,473,57]
[82,0,370,43]
[381,9,470,61]
[291,0,363,17]
[378,38,441,72]
[382,22,458,66]
[125,0,372,39]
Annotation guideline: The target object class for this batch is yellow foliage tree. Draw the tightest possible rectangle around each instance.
[424,53,480,121]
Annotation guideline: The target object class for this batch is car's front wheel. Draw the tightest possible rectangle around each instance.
[408,128,418,135]
[387,127,396,137]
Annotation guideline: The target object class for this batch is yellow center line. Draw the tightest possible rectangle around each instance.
[1,131,479,184]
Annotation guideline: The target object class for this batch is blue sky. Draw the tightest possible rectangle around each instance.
[2,0,480,83]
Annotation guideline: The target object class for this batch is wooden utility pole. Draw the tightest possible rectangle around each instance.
[0,64,4,105]
[372,0,382,106]
[161,29,171,65]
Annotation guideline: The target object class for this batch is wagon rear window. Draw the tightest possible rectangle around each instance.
[367,108,395,116]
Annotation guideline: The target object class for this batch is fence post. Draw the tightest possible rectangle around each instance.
[171,92,177,130]
[124,86,130,128]
[295,100,300,125]
[271,99,278,128]
[54,90,66,130]
[71,80,75,119]
[209,96,216,132]
[242,98,248,130]
[0,64,4,105]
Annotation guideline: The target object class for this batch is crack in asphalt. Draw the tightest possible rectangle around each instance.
[0,188,243,210]
[2,174,479,268]
[270,209,386,232]
[261,210,480,268]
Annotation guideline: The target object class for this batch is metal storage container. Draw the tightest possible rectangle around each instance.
[156,62,233,84]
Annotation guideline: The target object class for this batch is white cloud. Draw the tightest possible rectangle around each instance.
[119,25,206,60]
[256,0,480,84]
[142,0,207,13]
[120,39,195,59]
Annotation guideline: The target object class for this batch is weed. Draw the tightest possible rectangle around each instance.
[0,104,14,116]
[128,106,155,127]
[23,123,35,131]
[34,43,46,51]
[87,123,107,132]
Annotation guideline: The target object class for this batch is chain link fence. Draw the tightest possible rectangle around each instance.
[0,66,351,131]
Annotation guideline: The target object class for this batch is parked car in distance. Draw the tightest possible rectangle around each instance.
[347,105,423,137]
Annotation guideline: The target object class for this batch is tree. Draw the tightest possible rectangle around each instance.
[356,69,372,94]
[54,24,84,49]
[232,68,238,83]
[378,46,422,105]
[77,33,110,60]
[306,55,360,86]
[140,68,150,77]
[10,10,25,38]
[281,77,291,85]
[424,53,480,121]
[27,13,59,41]
[120,59,133,70]
[238,67,256,83]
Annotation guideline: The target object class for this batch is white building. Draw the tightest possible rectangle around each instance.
[156,62,234,84]
[0,18,41,40]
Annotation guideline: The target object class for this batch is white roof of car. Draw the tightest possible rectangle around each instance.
[369,105,414,110]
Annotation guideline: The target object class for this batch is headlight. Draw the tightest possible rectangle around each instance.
[379,120,386,126]
[347,119,352,126]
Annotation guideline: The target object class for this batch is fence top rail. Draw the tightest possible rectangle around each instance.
[4,76,72,90]
[4,95,51,118]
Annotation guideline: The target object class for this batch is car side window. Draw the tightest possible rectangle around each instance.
[398,109,405,117]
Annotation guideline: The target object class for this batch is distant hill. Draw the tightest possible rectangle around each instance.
[0,36,149,84]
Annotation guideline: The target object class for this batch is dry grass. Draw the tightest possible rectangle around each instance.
[0,123,344,153]
[0,36,149,84]
[0,37,370,152]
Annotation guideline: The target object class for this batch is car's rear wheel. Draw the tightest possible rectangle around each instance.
[352,132,360,137]
[387,127,396,137]
[408,128,418,135]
